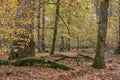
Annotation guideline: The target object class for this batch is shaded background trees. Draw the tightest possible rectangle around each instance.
[0,0,119,59]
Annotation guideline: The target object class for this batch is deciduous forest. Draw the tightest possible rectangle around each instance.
[0,0,120,80]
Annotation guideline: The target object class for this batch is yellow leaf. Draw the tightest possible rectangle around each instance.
[7,77,9,80]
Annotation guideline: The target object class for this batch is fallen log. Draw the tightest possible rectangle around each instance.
[46,60,75,70]
[2,57,74,71]
[53,54,78,61]
[77,53,94,60]
[53,53,94,61]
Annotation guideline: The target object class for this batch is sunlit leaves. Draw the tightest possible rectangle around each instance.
[0,0,119,51]
[9,0,19,8]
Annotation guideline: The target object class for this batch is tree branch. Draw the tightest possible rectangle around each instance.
[58,14,71,37]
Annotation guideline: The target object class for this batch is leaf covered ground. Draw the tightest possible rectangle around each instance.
[0,50,120,80]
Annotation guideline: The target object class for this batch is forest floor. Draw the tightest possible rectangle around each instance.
[0,49,120,80]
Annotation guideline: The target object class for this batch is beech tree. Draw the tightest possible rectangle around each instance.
[50,0,60,56]
[118,0,120,54]
[36,0,42,52]
[93,0,109,69]
[41,3,46,52]
[116,0,120,54]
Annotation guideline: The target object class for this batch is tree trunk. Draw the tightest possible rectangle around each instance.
[67,38,70,51]
[37,29,41,52]
[8,35,35,60]
[37,0,42,52]
[59,36,64,52]
[118,0,120,54]
[96,0,100,16]
[67,16,71,51]
[116,0,120,54]
[41,4,45,52]
[29,3,35,54]
[77,37,79,51]
[93,0,109,69]
[50,0,60,56]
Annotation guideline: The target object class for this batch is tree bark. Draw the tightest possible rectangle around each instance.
[67,16,71,51]
[30,14,34,42]
[41,4,46,52]
[93,0,109,69]
[117,0,120,54]
[37,0,42,52]
[59,36,64,52]
[77,37,79,51]
[96,0,100,16]
[50,0,60,56]
[119,0,120,54]
[67,38,70,51]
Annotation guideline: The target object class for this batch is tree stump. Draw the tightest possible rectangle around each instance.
[8,34,35,60]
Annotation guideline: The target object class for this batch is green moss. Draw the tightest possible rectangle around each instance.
[92,35,106,69]
[13,57,46,66]
[40,56,47,61]
[92,56,103,69]
[8,48,28,60]
[0,60,11,66]
[49,61,75,70]
[93,35,101,69]
[8,46,15,60]
[18,54,27,59]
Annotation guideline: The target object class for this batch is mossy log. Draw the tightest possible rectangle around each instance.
[47,61,75,70]
[13,57,74,70]
[0,57,74,70]
[13,57,46,66]
[0,60,11,66]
